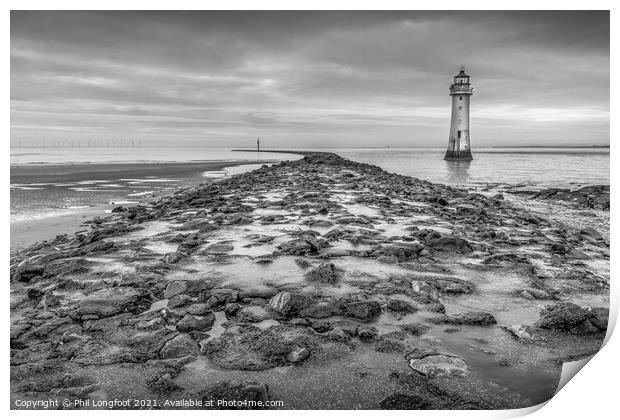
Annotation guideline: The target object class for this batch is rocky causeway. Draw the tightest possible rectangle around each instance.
[10,152,609,409]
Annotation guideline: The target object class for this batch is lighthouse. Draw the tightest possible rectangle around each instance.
[445,66,474,160]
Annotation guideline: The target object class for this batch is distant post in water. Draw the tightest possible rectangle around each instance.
[445,66,474,161]
[257,137,260,151]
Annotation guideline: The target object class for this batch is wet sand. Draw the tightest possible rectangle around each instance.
[11,160,280,184]
[11,159,286,253]
[10,152,609,410]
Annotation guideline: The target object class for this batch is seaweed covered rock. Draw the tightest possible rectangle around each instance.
[70,287,152,320]
[305,262,340,284]
[269,291,315,316]
[535,302,607,335]
[429,311,497,326]
[407,349,468,377]
[176,313,215,333]
[11,263,45,283]
[424,236,474,254]
[337,299,382,321]
[202,325,345,371]
[160,333,200,359]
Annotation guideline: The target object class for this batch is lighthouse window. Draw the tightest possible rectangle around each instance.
[459,96,462,100]
[458,106,463,110]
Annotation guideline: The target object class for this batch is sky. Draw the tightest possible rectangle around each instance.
[10,11,610,148]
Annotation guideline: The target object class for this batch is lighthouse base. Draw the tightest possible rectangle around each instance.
[444,149,473,161]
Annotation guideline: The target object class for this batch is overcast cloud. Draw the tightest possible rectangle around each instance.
[10,11,610,148]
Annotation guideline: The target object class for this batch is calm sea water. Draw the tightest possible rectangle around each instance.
[333,148,610,189]
[9,146,610,249]
[10,146,609,219]
[10,147,299,166]
[11,146,609,188]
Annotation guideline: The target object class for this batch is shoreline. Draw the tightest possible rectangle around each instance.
[10,159,295,253]
[10,152,609,409]
[10,159,287,184]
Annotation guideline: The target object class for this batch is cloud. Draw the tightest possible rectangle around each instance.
[10,11,609,147]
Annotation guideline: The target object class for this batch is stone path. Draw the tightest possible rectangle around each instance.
[10,153,609,409]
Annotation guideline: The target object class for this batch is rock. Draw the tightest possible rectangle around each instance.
[535,302,607,335]
[305,262,340,284]
[429,312,497,326]
[433,277,475,295]
[162,252,184,264]
[505,324,533,340]
[519,291,535,300]
[80,240,116,254]
[167,294,191,308]
[408,354,468,377]
[357,326,378,340]
[136,317,166,330]
[146,355,197,369]
[164,281,188,299]
[187,303,212,316]
[224,303,241,317]
[236,306,272,323]
[323,228,343,239]
[424,236,473,253]
[308,219,333,228]
[43,258,91,278]
[483,252,531,266]
[387,299,418,313]
[580,227,605,243]
[528,185,609,210]
[289,318,310,326]
[176,313,215,332]
[401,323,429,336]
[277,239,314,256]
[294,258,312,268]
[327,327,349,342]
[516,288,552,300]
[12,263,45,282]
[206,289,239,307]
[411,281,440,302]
[286,346,310,363]
[205,243,234,254]
[375,243,424,261]
[146,373,182,392]
[36,291,60,310]
[178,219,214,231]
[72,287,151,319]
[203,325,328,371]
[269,291,314,316]
[160,333,200,359]
[339,299,381,321]
[299,302,339,319]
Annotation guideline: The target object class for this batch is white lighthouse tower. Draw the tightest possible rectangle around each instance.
[445,66,474,160]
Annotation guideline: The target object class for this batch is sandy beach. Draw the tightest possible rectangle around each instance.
[11,159,287,252]
[10,152,609,409]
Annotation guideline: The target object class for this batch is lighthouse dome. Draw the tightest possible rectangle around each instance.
[456,66,469,77]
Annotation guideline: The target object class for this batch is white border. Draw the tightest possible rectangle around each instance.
[4,2,616,419]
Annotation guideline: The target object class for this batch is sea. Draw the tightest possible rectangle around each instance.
[10,147,610,250]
